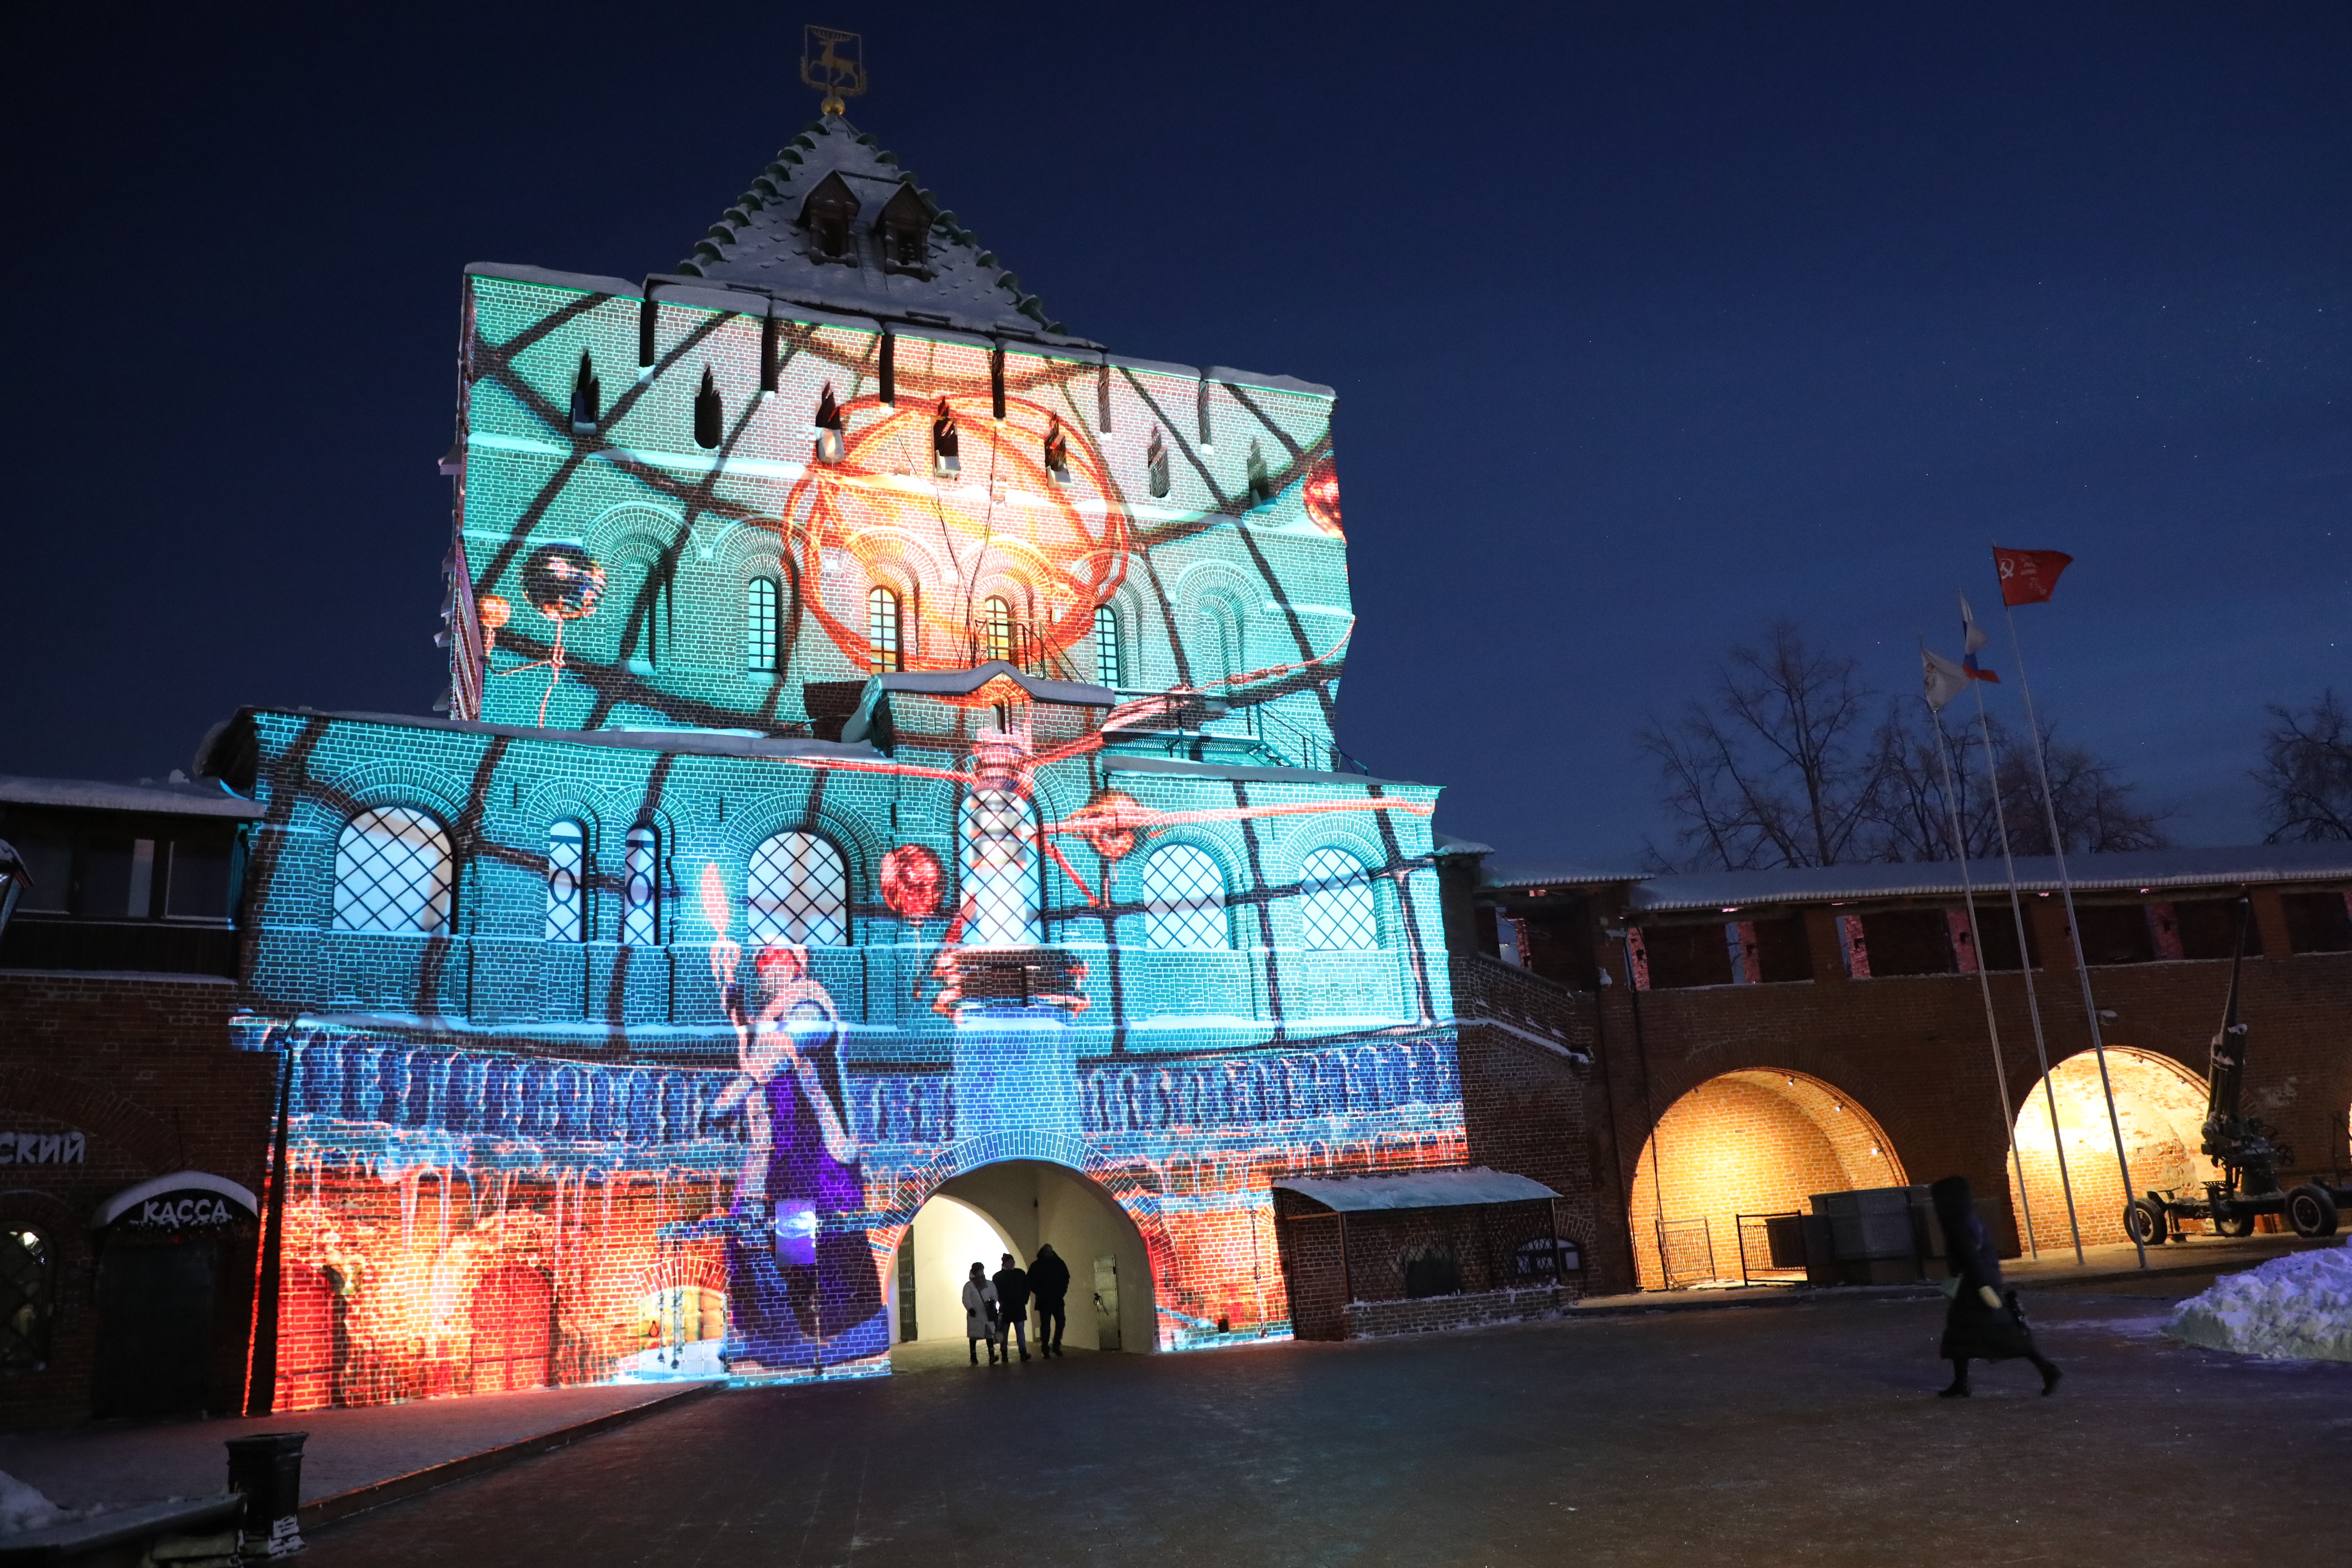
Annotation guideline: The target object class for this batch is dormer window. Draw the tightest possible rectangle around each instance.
[874,184,932,277]
[570,351,601,435]
[932,399,960,477]
[814,383,844,464]
[1043,415,1070,485]
[1146,427,1170,499]
[800,172,860,266]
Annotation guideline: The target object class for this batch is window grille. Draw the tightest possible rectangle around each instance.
[621,825,661,946]
[868,586,903,672]
[0,1226,52,1367]
[961,786,1039,946]
[333,807,454,934]
[1094,604,1123,687]
[546,821,586,942]
[746,579,779,673]
[1141,844,1228,950]
[982,596,1015,665]
[747,832,849,947]
[1298,848,1378,950]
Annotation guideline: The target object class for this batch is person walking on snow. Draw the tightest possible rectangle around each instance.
[993,1253,1033,1362]
[1028,1242,1071,1357]
[962,1261,1001,1365]
[1931,1175,2061,1398]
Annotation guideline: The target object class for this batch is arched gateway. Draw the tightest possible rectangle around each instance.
[1628,1070,1907,1290]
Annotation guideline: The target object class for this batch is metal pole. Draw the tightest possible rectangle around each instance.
[1970,676,2085,1264]
[1925,690,2040,1259]
[2003,605,2146,1269]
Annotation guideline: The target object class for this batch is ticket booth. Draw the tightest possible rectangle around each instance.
[90,1172,257,1419]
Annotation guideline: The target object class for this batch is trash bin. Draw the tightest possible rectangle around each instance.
[226,1432,307,1558]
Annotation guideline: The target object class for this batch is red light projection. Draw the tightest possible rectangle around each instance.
[777,395,1133,671]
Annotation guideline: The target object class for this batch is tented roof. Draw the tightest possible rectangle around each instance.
[675,114,1087,344]
[1274,1167,1560,1212]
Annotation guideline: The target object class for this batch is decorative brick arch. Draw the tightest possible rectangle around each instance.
[864,1129,1180,1349]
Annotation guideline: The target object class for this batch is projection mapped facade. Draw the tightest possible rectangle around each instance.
[216,113,1459,1406]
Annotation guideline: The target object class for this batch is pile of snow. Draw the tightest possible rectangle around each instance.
[0,1471,66,1536]
[2168,1235,2352,1360]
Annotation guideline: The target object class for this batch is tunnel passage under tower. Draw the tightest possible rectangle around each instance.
[2008,1047,2211,1253]
[1627,1070,1906,1290]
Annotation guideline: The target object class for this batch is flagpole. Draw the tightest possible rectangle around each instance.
[1922,650,2040,1259]
[2002,602,2148,1270]
[1969,671,2085,1264]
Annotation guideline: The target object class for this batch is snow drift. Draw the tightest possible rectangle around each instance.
[2167,1236,2352,1360]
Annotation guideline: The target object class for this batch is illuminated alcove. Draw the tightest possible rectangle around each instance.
[2008,1047,2211,1252]
[886,1161,1157,1355]
[1626,1070,1906,1290]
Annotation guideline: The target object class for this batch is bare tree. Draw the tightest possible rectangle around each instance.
[1869,702,2169,859]
[2255,691,2352,842]
[1636,622,1889,870]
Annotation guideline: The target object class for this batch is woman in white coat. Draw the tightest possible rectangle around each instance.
[961,1261,1001,1365]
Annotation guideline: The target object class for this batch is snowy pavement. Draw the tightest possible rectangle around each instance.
[0,1380,712,1516]
[296,1281,2347,1568]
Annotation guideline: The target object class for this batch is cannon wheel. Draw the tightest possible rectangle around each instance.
[2124,1199,2168,1246]
[2213,1204,2258,1238]
[2287,1184,2339,1238]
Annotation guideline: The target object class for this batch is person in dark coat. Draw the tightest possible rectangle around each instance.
[1931,1175,2061,1398]
[1028,1243,1071,1357]
[993,1254,1033,1362]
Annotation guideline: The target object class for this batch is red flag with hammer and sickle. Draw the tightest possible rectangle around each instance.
[1993,546,2074,607]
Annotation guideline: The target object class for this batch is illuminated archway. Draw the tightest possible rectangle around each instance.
[1627,1070,1906,1290]
[2008,1047,2210,1252]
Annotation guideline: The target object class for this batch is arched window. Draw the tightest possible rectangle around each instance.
[545,821,586,942]
[1094,605,1123,688]
[1298,848,1378,950]
[867,586,903,673]
[334,807,453,934]
[1141,844,1228,950]
[621,825,661,946]
[0,1224,53,1367]
[746,578,780,673]
[747,832,848,947]
[1202,603,1240,688]
[961,785,1039,946]
[981,596,1015,665]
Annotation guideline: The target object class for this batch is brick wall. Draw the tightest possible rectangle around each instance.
[1586,884,2352,1272]
[1341,1283,1577,1339]
[0,972,269,1428]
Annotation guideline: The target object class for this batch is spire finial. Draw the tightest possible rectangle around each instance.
[801,25,867,117]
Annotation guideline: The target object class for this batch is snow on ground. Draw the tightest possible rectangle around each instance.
[0,1471,66,1535]
[2167,1236,2352,1360]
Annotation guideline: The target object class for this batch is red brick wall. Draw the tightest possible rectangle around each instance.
[0,973,270,1428]
[1587,888,2352,1270]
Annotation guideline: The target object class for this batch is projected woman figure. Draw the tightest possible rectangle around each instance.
[712,939,887,1369]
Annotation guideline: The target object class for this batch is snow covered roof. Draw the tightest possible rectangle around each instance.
[1102,755,1428,789]
[0,773,262,820]
[1482,859,1642,891]
[1632,842,2352,914]
[1275,1167,1561,1212]
[203,709,881,771]
[674,114,1091,346]
[1432,832,1496,858]
[868,662,1113,707]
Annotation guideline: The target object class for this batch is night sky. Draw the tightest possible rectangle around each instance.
[6,3,2346,868]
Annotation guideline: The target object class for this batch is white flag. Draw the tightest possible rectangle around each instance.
[1923,647,1971,711]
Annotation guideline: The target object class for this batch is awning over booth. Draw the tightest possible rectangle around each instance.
[1273,1167,1559,1213]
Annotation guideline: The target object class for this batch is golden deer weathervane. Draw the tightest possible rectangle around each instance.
[801,26,867,116]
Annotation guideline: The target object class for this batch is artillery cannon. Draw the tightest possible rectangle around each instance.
[2122,899,2352,1244]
